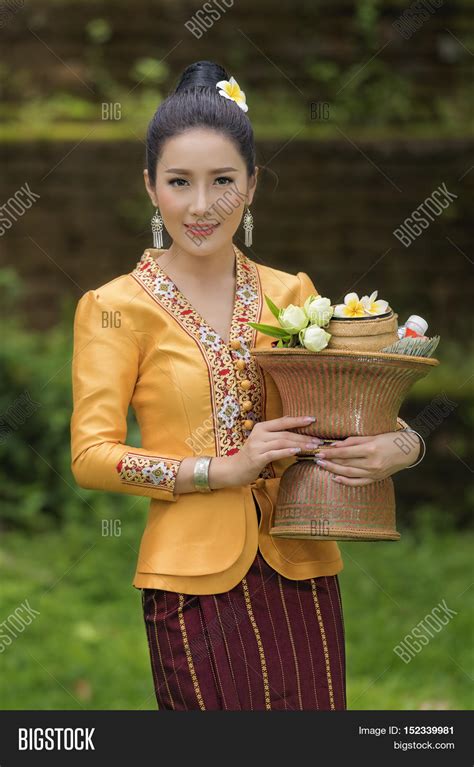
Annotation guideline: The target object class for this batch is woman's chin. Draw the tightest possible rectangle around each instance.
[175,229,232,252]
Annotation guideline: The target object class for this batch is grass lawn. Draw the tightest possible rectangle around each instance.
[1,502,472,710]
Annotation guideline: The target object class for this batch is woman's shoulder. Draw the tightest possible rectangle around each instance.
[75,249,152,310]
[252,258,305,302]
[75,272,136,311]
[253,258,297,280]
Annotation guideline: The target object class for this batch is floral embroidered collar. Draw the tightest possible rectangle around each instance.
[130,243,275,478]
[132,243,260,352]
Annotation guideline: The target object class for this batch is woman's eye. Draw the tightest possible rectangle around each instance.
[168,178,188,187]
[168,176,234,187]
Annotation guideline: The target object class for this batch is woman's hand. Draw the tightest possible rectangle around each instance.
[313,431,422,487]
[233,415,324,486]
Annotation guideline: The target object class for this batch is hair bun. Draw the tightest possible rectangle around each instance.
[145,59,255,188]
[174,60,229,93]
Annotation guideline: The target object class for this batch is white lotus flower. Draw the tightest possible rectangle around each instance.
[278,304,308,334]
[304,295,334,327]
[360,290,389,316]
[333,292,366,318]
[299,324,331,352]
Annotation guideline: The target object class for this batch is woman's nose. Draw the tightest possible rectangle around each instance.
[188,188,210,216]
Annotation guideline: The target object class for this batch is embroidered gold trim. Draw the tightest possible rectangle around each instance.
[115,451,180,492]
[178,594,206,711]
[311,578,336,710]
[257,556,286,709]
[325,576,346,709]
[131,245,275,479]
[242,576,272,709]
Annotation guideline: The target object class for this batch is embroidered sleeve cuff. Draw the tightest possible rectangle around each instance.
[115,452,181,500]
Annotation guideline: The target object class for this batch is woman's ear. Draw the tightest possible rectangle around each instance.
[247,166,259,207]
[143,169,158,207]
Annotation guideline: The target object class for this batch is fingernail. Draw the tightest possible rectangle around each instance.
[292,447,302,453]
[304,416,316,422]
[316,459,326,466]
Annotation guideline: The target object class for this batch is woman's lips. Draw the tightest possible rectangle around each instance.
[185,223,219,237]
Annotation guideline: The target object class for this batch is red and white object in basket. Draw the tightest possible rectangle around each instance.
[397,314,429,340]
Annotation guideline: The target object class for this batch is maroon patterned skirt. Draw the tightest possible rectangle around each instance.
[141,529,346,711]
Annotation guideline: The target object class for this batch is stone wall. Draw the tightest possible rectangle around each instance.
[0,138,471,343]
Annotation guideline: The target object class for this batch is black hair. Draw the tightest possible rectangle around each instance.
[145,60,256,187]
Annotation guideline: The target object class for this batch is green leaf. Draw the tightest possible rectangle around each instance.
[247,322,290,338]
[264,294,282,321]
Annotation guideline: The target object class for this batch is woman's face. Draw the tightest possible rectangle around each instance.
[144,127,258,253]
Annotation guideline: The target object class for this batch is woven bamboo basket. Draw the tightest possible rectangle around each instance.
[250,311,439,541]
[327,310,399,351]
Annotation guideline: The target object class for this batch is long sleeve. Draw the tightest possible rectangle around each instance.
[70,289,182,502]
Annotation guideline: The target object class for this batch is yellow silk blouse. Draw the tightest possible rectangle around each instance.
[71,243,399,594]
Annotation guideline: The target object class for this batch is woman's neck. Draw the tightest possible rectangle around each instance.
[162,241,237,285]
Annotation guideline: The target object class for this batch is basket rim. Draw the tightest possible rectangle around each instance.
[328,309,395,323]
[249,347,439,366]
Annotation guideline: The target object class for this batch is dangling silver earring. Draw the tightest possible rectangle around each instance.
[151,208,164,248]
[243,205,253,247]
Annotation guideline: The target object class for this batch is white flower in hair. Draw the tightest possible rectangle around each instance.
[216,76,248,112]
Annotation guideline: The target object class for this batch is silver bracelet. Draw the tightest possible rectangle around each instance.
[401,428,426,468]
[193,456,213,492]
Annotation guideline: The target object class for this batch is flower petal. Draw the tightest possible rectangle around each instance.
[344,292,359,305]
[372,300,389,314]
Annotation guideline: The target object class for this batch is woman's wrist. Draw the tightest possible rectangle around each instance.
[395,418,426,469]
[412,432,423,463]
[174,455,244,495]
[208,455,245,490]
[395,428,426,469]
[404,429,426,468]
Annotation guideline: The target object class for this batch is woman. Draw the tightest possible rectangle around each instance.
[70,60,423,711]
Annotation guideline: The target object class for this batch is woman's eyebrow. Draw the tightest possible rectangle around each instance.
[164,167,238,174]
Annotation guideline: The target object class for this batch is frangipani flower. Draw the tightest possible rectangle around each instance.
[333,292,366,318]
[278,304,308,334]
[360,290,389,316]
[299,324,331,352]
[216,76,248,112]
[304,295,334,327]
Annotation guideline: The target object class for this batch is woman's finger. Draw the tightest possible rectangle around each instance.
[315,455,372,467]
[316,444,375,461]
[326,436,374,447]
[331,475,377,487]
[314,459,372,478]
[262,430,323,444]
